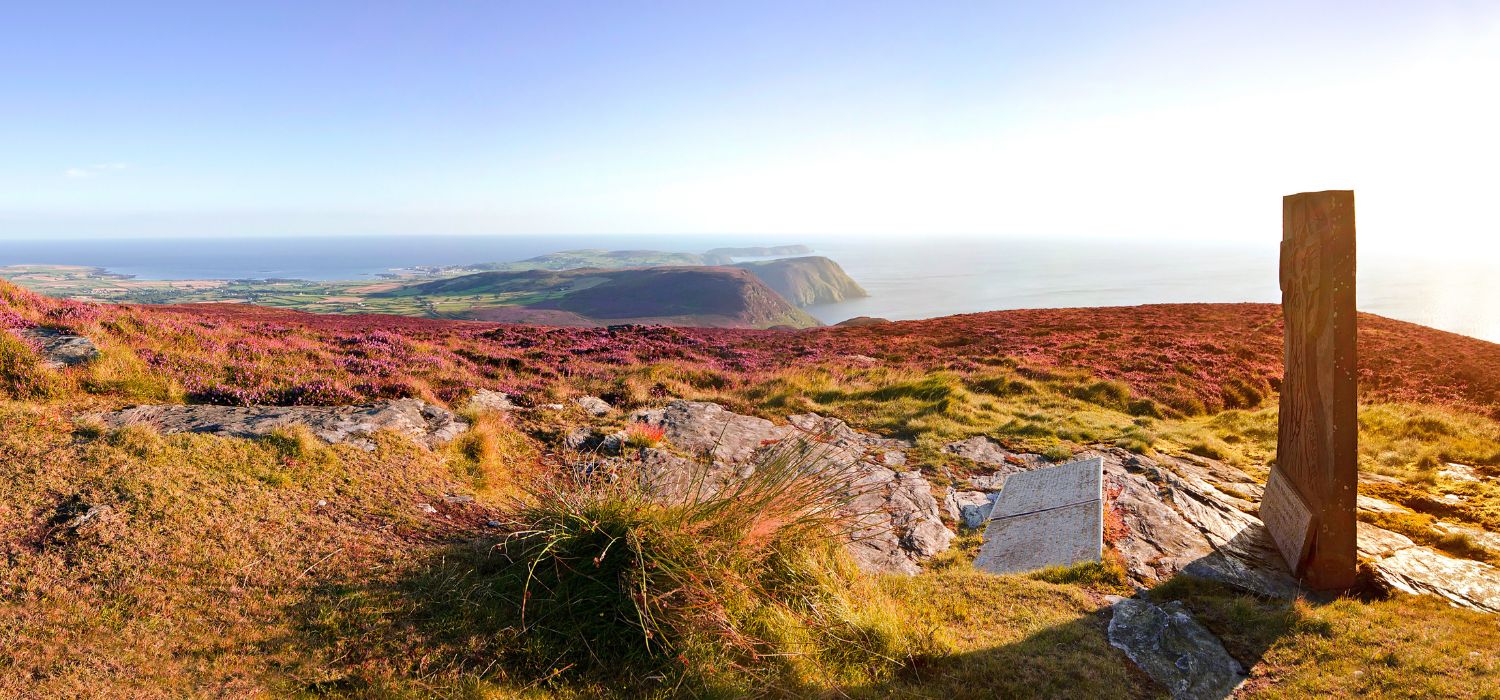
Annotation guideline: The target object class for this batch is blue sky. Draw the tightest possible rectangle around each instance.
[2,1,1497,246]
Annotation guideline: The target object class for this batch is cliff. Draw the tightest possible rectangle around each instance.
[731,256,868,306]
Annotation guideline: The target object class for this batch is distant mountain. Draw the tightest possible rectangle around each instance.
[387,266,820,329]
[730,256,868,306]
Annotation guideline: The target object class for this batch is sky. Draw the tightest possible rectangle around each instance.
[2,1,1498,250]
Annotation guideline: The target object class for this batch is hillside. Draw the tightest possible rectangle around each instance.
[388,265,822,329]
[3,281,1499,697]
[1,246,852,327]
[731,255,868,306]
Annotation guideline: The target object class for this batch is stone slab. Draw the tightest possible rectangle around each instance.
[1261,469,1315,571]
[989,457,1103,520]
[974,500,1103,574]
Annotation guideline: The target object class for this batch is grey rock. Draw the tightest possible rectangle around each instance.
[1090,445,1500,612]
[563,427,598,450]
[628,400,947,574]
[1438,463,1481,483]
[630,400,795,462]
[1368,547,1500,613]
[944,436,1049,471]
[1433,521,1500,553]
[1108,598,1245,700]
[1087,447,1301,599]
[573,395,613,416]
[467,389,518,413]
[1357,521,1415,559]
[17,327,100,369]
[89,398,468,451]
[845,466,954,575]
[1358,494,1409,514]
[945,489,997,529]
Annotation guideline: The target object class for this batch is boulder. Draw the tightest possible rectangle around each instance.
[562,427,598,450]
[1108,598,1245,700]
[627,400,950,574]
[631,400,794,462]
[573,395,612,416]
[17,327,100,369]
[467,389,518,413]
[89,398,468,451]
[944,489,997,529]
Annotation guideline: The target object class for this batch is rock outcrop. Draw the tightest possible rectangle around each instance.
[1367,548,1500,613]
[624,400,952,574]
[1108,598,1246,700]
[89,398,468,451]
[943,436,1050,490]
[16,327,100,369]
[1086,446,1500,612]
[572,395,613,416]
[466,389,518,413]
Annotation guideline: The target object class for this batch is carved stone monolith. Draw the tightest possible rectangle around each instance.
[1264,190,1358,589]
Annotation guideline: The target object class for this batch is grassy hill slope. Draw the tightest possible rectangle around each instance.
[2,281,1499,697]
[389,266,821,329]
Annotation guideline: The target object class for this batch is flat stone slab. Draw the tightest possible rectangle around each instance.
[975,500,1103,573]
[990,456,1102,519]
[975,457,1103,574]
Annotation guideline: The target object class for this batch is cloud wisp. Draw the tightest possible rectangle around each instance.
[64,163,129,179]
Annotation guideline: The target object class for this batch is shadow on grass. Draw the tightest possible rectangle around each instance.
[838,526,1323,700]
[286,537,532,698]
[283,525,1329,699]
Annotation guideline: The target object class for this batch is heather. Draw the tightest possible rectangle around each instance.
[3,280,1500,697]
[4,282,1497,421]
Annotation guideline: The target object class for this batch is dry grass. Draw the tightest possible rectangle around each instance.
[4,284,1500,697]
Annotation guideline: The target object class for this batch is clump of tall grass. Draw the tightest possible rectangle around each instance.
[494,439,928,692]
[622,421,667,449]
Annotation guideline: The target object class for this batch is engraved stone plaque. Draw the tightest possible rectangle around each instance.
[975,457,1104,575]
[1260,469,1315,570]
[989,457,1103,520]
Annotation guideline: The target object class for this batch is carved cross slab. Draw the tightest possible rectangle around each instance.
[1266,190,1358,589]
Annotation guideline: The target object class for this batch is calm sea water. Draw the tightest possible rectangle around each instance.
[3,235,1496,343]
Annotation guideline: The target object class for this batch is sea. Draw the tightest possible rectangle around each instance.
[3,235,1496,344]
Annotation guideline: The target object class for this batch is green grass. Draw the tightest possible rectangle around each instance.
[5,300,1500,698]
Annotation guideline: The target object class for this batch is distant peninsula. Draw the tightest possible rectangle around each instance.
[0,244,861,329]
